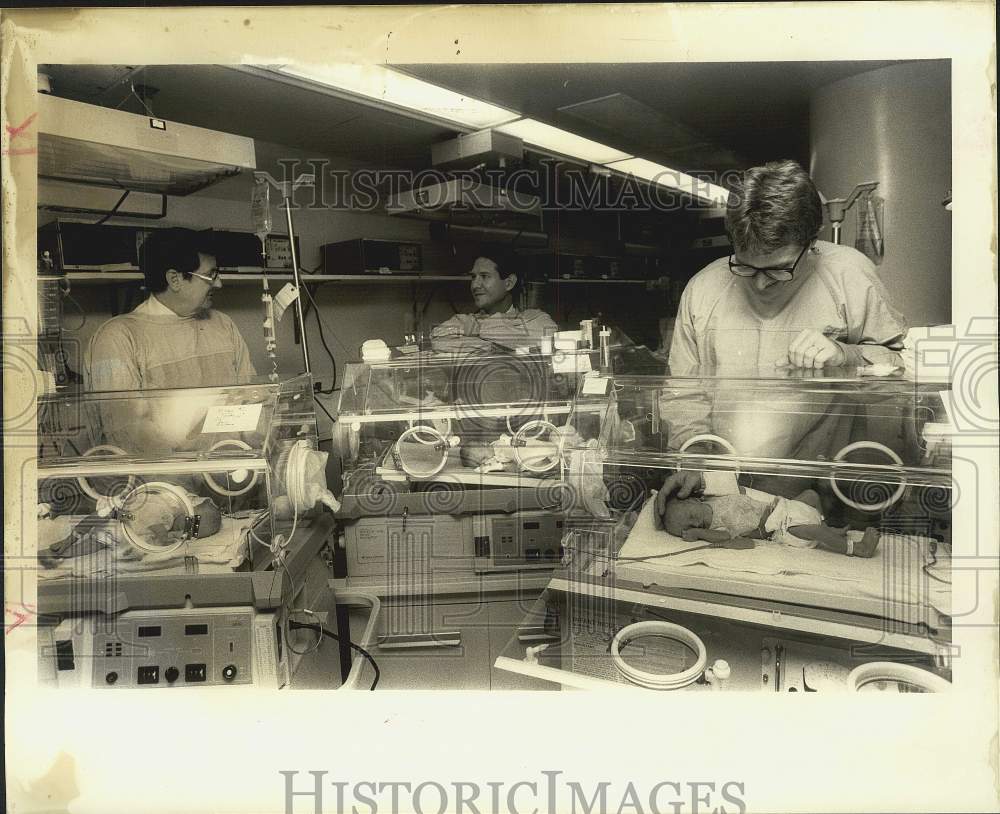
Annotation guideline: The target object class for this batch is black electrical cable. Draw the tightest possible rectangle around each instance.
[923,543,952,585]
[301,282,337,394]
[314,394,337,424]
[288,620,380,690]
[93,189,131,225]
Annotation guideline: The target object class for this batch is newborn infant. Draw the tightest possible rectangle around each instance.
[38,493,222,566]
[661,488,880,558]
[459,431,567,474]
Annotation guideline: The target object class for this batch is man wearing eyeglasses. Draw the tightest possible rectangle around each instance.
[86,228,256,450]
[655,160,907,509]
[671,159,906,374]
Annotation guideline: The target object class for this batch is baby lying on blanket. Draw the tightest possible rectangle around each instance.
[459,426,579,474]
[38,494,223,567]
[660,487,880,558]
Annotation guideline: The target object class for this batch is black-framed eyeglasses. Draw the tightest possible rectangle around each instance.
[728,241,812,282]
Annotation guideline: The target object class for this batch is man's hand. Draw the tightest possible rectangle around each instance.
[653,470,704,529]
[784,329,847,369]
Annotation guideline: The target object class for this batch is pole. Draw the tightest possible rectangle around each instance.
[284,193,312,374]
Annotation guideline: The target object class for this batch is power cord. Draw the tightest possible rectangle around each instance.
[93,189,131,225]
[314,394,337,424]
[288,620,380,690]
[923,541,952,585]
[300,282,338,394]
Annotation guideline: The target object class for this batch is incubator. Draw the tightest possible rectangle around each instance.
[333,351,609,588]
[334,351,606,492]
[37,375,326,571]
[495,366,955,692]
[34,375,378,690]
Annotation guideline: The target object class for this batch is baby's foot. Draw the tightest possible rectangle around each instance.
[853,528,880,558]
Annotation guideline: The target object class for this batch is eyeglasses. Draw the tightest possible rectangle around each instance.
[728,242,812,282]
[189,269,221,285]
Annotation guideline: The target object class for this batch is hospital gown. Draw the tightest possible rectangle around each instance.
[84,295,257,452]
[661,242,907,495]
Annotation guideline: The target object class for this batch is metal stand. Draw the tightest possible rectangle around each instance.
[824,181,879,245]
[283,179,313,374]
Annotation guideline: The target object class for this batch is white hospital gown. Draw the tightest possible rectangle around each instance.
[84,296,257,452]
[660,242,907,479]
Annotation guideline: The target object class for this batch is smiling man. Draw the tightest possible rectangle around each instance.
[430,251,557,348]
[85,228,256,450]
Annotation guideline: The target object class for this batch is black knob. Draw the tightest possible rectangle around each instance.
[164,667,179,684]
[222,664,238,681]
[105,671,118,685]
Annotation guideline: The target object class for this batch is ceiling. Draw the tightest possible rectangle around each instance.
[41,60,911,176]
[39,64,454,170]
[398,61,907,170]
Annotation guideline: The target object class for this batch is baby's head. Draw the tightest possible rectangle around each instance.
[460,441,495,469]
[661,497,713,537]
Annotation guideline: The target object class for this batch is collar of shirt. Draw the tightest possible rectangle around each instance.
[134,294,181,317]
[475,304,519,318]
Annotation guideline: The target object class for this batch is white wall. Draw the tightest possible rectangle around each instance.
[810,60,952,327]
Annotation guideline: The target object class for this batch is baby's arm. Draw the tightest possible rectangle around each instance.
[682,527,736,543]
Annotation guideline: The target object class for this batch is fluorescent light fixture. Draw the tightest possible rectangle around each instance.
[606,158,730,205]
[273,64,521,130]
[495,118,632,164]
[267,64,730,205]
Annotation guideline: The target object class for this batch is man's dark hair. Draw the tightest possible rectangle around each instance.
[725,160,823,255]
[475,247,521,295]
[139,228,217,293]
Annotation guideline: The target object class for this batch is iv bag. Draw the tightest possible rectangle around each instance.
[856,193,884,264]
[251,175,272,254]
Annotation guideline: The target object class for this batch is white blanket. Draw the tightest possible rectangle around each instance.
[37,515,250,581]
[606,498,950,619]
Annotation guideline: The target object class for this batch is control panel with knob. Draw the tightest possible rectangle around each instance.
[78,610,266,688]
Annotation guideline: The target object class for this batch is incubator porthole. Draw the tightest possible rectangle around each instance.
[847,663,950,693]
[392,425,454,479]
[610,621,708,690]
[511,419,564,474]
[203,439,259,497]
[76,445,137,503]
[116,481,197,556]
[831,441,907,512]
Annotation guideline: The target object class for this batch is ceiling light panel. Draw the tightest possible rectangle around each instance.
[495,118,632,164]
[274,64,521,130]
[605,158,730,204]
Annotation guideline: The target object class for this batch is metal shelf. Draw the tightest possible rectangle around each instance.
[64,272,657,286]
[63,272,471,285]
[548,278,651,285]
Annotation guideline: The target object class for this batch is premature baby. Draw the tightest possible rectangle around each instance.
[38,494,222,566]
[661,487,880,558]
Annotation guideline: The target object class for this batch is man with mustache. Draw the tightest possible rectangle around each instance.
[430,250,557,348]
[85,227,256,451]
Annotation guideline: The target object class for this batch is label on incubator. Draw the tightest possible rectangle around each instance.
[201,403,264,434]
[551,352,593,376]
[581,375,610,395]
